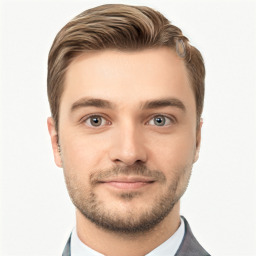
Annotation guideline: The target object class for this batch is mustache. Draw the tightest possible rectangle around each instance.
[90,163,166,184]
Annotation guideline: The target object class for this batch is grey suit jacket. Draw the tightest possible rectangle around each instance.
[62,216,210,256]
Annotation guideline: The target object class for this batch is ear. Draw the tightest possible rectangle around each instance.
[47,117,62,167]
[194,118,203,163]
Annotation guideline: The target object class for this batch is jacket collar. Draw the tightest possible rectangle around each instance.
[62,216,210,256]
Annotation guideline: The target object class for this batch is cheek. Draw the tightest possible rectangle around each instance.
[59,129,110,173]
[147,132,196,173]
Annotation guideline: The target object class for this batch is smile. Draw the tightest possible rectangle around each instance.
[98,176,156,190]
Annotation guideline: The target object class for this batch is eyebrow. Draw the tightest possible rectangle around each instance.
[71,97,115,112]
[70,97,186,113]
[141,98,186,112]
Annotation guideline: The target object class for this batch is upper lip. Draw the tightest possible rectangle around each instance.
[98,176,156,183]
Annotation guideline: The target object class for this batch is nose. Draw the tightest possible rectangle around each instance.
[109,123,147,166]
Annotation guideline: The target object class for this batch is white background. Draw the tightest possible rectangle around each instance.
[1,0,256,255]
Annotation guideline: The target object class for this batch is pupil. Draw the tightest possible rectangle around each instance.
[91,117,101,126]
[154,116,165,126]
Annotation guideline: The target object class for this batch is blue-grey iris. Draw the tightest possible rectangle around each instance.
[154,116,165,126]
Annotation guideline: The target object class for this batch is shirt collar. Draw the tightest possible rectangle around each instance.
[71,217,185,256]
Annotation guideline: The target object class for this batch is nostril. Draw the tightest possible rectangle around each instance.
[108,136,148,165]
[113,158,145,167]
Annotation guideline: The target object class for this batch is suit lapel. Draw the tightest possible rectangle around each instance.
[62,235,71,256]
[175,216,210,256]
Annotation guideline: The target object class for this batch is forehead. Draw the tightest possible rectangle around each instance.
[61,47,195,113]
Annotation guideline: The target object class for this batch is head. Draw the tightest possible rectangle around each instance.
[47,4,205,234]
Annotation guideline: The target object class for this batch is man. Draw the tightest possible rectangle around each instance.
[47,3,210,256]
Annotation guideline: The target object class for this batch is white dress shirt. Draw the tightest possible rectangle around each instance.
[71,217,185,256]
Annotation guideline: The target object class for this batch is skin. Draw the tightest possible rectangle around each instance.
[48,47,202,256]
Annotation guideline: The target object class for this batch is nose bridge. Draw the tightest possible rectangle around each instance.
[109,119,147,165]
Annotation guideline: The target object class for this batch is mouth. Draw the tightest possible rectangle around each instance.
[97,176,156,190]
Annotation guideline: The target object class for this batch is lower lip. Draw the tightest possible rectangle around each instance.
[103,181,153,190]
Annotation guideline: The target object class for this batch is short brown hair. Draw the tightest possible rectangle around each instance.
[47,4,205,130]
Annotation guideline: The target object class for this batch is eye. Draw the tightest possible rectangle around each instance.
[148,115,173,127]
[84,115,109,127]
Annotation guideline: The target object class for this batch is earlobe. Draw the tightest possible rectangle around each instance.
[194,118,203,163]
[47,117,62,168]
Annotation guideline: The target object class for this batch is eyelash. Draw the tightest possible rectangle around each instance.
[146,115,175,127]
[82,114,111,127]
[82,114,175,128]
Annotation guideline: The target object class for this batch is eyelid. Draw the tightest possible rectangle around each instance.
[79,113,176,126]
[146,114,176,126]
[81,113,112,127]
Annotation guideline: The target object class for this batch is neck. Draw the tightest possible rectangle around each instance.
[76,202,181,256]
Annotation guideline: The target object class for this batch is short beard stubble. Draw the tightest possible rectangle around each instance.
[64,163,192,235]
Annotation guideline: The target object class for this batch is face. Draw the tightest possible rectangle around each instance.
[48,47,202,233]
